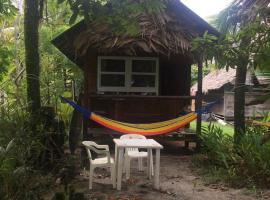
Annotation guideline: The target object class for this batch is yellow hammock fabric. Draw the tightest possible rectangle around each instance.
[61,96,197,136]
[90,112,197,136]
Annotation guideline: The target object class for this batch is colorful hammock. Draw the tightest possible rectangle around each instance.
[61,97,200,136]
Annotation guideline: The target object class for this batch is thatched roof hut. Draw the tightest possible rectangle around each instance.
[52,0,218,125]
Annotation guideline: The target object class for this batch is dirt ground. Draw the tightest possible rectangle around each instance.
[62,141,270,200]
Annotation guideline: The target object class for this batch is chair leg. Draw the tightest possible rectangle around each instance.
[150,150,154,176]
[126,157,131,180]
[111,165,116,189]
[89,166,94,189]
[123,155,127,174]
[138,158,140,171]
[138,157,143,171]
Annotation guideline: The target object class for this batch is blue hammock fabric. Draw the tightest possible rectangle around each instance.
[61,96,221,135]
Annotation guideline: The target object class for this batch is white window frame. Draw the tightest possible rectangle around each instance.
[97,56,159,94]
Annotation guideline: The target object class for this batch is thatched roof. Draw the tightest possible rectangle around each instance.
[52,0,218,66]
[232,0,269,11]
[218,0,270,31]
[191,68,254,94]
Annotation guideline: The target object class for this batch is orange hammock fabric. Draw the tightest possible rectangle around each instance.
[91,112,197,136]
[61,97,197,136]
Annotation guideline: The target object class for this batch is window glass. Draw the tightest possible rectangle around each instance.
[98,57,158,93]
[100,74,125,87]
[132,60,156,73]
[101,59,125,72]
[131,75,155,87]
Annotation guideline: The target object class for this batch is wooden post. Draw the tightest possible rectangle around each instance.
[196,58,203,149]
[82,77,89,141]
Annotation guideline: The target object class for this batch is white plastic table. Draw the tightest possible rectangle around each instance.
[113,138,163,190]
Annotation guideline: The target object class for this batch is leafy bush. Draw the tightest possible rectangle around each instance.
[0,104,50,199]
[235,128,270,185]
[200,125,234,169]
[197,123,270,187]
[0,139,52,200]
[0,101,70,199]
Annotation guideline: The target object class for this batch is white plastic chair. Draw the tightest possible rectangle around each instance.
[82,141,115,189]
[120,134,153,179]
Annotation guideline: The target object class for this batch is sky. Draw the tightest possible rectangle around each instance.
[181,0,234,20]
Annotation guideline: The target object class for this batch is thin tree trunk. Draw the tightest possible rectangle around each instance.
[196,58,203,150]
[69,94,83,154]
[24,0,41,113]
[234,63,247,144]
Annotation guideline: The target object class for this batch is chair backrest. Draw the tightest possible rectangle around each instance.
[120,134,146,140]
[82,141,110,163]
[120,134,146,152]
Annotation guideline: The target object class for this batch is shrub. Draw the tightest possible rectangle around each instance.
[235,128,270,185]
[0,102,66,199]
[197,123,270,187]
[0,139,53,200]
[200,124,235,168]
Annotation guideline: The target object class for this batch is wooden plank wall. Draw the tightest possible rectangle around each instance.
[82,53,192,126]
[224,92,270,119]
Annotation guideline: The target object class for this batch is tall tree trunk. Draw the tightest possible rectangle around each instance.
[234,36,250,144]
[234,63,248,144]
[24,0,41,113]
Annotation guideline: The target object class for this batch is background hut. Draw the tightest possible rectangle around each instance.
[52,0,218,136]
[191,68,270,121]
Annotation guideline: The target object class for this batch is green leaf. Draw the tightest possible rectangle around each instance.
[5,139,15,152]
[69,12,78,25]
[57,0,66,4]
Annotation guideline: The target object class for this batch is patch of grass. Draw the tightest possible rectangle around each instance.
[190,120,234,136]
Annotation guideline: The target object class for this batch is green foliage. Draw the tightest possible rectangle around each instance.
[42,0,73,26]
[38,25,83,127]
[0,44,13,81]
[0,103,53,199]
[197,122,270,187]
[0,139,51,200]
[0,0,17,21]
[59,0,165,35]
[191,64,213,85]
[190,120,234,136]
[192,7,270,71]
[192,32,219,62]
[0,23,18,82]
[0,1,83,197]
[200,124,234,169]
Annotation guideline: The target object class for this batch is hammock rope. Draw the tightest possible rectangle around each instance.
[61,96,216,136]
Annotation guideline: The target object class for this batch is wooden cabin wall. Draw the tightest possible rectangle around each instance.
[160,55,191,96]
[82,51,98,130]
[83,51,98,95]
[82,53,192,126]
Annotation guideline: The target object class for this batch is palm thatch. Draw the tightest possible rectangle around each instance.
[191,68,255,94]
[217,0,270,32]
[233,0,269,10]
[52,0,218,65]
[74,0,210,56]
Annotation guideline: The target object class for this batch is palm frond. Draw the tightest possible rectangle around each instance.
[216,0,270,33]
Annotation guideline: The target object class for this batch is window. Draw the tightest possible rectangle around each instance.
[98,56,159,94]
